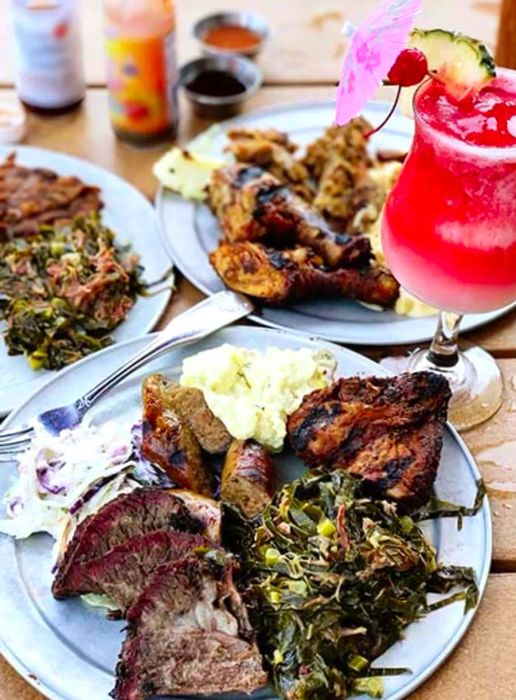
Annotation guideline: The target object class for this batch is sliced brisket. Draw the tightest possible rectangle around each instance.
[52,530,211,613]
[113,558,267,700]
[52,488,219,598]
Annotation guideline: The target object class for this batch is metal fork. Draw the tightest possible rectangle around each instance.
[0,291,253,457]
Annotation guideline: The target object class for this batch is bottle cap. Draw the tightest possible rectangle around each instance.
[0,100,26,144]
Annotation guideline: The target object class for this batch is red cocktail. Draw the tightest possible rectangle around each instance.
[381,68,516,429]
[382,68,516,314]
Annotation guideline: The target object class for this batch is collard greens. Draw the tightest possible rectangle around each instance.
[235,470,480,699]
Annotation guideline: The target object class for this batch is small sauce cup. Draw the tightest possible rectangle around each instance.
[180,55,262,120]
[192,11,270,58]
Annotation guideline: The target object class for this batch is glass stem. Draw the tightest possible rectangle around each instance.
[426,311,463,368]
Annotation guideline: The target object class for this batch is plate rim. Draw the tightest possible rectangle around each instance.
[0,144,172,416]
[0,325,492,700]
[155,98,515,345]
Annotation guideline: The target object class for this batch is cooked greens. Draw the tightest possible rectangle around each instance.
[236,470,480,700]
[0,214,143,370]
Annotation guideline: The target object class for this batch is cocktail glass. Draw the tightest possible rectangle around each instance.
[381,68,516,430]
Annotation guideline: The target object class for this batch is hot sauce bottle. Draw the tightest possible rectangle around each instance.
[104,0,179,146]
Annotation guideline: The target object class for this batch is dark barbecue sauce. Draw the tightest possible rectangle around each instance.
[185,70,246,98]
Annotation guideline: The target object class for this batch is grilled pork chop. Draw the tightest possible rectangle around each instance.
[210,241,399,307]
[287,372,451,508]
[209,163,371,269]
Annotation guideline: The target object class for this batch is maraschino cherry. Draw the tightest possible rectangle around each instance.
[387,48,429,87]
[366,48,430,137]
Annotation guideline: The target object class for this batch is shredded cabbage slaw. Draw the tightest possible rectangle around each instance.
[0,420,156,562]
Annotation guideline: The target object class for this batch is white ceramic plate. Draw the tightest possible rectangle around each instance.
[0,325,490,700]
[156,100,514,345]
[0,145,172,416]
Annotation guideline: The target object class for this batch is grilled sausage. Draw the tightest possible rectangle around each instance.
[221,440,274,518]
[142,374,232,454]
[142,376,212,496]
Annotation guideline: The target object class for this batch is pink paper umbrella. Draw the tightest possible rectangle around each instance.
[336,0,423,125]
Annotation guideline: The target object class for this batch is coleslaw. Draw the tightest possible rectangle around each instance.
[0,419,165,562]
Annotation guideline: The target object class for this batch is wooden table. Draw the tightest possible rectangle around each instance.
[1,2,515,698]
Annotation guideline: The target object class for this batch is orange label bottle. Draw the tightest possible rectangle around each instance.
[104,0,178,145]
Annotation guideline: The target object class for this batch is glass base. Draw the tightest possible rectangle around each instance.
[380,343,504,431]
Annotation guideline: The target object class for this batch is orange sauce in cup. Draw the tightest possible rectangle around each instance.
[202,25,261,52]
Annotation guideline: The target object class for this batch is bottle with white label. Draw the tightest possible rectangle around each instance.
[10,0,85,115]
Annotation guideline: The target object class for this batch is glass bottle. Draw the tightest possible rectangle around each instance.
[10,0,85,115]
[104,0,179,146]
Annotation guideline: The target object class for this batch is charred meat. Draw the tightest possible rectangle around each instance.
[208,163,371,269]
[210,241,399,307]
[221,440,275,518]
[52,488,220,597]
[113,558,267,700]
[287,372,451,508]
[142,375,212,494]
[142,374,232,454]
[0,152,102,239]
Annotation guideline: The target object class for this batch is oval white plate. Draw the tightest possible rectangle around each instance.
[0,145,172,416]
[156,100,514,346]
[0,325,490,700]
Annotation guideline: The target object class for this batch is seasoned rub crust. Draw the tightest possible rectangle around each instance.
[287,372,451,508]
[225,127,315,201]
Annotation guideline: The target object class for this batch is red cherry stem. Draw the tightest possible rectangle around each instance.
[365,84,402,139]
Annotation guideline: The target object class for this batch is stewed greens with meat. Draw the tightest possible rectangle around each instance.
[232,470,480,700]
[0,214,143,370]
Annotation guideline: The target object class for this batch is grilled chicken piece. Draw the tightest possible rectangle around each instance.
[210,241,399,307]
[209,163,371,269]
[142,375,212,495]
[287,372,451,509]
[302,118,384,228]
[221,440,274,518]
[225,128,315,201]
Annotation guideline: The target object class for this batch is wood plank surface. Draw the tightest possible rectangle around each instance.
[0,0,503,87]
[2,572,515,700]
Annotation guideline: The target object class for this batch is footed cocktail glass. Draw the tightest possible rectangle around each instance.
[381,69,516,430]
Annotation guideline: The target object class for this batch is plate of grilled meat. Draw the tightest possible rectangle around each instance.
[0,325,489,700]
[156,100,513,344]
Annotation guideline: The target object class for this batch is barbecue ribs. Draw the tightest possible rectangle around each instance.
[287,372,451,508]
[210,241,399,306]
[208,163,371,269]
